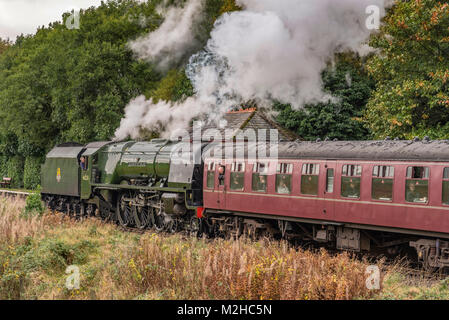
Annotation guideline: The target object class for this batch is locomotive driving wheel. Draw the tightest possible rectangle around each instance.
[117,193,134,227]
[153,207,165,232]
[134,206,153,230]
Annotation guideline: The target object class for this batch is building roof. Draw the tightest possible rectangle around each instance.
[190,108,298,142]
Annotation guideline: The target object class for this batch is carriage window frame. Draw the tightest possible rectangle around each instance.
[300,163,320,196]
[230,161,245,191]
[276,163,292,194]
[206,162,215,189]
[371,165,395,202]
[443,168,449,206]
[252,162,268,193]
[405,166,429,204]
[341,164,362,199]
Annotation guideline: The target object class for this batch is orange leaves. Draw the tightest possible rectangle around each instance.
[397,20,409,29]
[430,2,449,25]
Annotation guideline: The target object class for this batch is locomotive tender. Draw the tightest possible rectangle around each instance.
[41,138,449,269]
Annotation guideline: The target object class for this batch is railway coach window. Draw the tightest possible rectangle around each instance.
[252,162,267,192]
[230,162,245,190]
[341,164,361,198]
[405,166,429,203]
[301,163,319,195]
[206,162,215,189]
[443,168,449,205]
[276,163,292,194]
[372,165,394,201]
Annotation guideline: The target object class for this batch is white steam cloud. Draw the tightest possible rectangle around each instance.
[115,0,387,141]
[129,0,204,70]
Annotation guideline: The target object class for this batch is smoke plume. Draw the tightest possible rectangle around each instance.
[128,0,204,71]
[114,0,387,140]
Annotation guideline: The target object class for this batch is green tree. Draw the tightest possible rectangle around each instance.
[275,54,374,141]
[0,0,162,152]
[365,0,449,139]
[23,157,43,190]
[0,38,10,55]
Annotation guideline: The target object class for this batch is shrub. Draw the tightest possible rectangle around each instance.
[0,156,8,178]
[23,157,42,190]
[24,188,44,217]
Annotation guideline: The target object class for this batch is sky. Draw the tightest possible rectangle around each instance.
[0,0,104,40]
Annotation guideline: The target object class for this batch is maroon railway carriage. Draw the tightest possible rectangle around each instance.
[201,139,449,268]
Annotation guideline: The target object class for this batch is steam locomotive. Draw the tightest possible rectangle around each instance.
[41,138,449,269]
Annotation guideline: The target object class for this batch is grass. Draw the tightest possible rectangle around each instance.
[0,197,448,300]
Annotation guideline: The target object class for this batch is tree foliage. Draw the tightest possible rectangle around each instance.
[0,0,162,152]
[0,38,10,55]
[365,0,449,139]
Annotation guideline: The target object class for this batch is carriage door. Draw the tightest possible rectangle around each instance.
[321,161,336,220]
[217,163,227,209]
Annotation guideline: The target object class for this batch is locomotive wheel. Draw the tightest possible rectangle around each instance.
[117,194,133,227]
[134,206,152,230]
[99,203,112,221]
[167,218,178,234]
[154,209,165,232]
[86,204,95,217]
[189,217,202,238]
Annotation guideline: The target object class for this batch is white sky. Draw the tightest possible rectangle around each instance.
[0,0,104,40]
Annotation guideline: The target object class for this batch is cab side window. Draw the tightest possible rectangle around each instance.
[341,164,361,198]
[230,162,245,190]
[206,162,215,189]
[80,156,88,171]
[372,165,394,201]
[405,166,429,203]
[252,162,267,192]
[276,163,292,194]
[443,168,449,205]
[301,163,319,195]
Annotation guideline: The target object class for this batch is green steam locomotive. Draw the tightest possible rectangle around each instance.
[41,139,205,232]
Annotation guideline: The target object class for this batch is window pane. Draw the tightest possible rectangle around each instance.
[444,168,449,179]
[373,166,394,178]
[207,171,215,189]
[276,174,291,194]
[230,172,244,190]
[253,162,267,173]
[341,177,360,198]
[302,163,319,175]
[406,166,429,179]
[277,163,292,174]
[342,164,361,177]
[372,178,393,201]
[326,169,334,193]
[405,180,428,203]
[443,181,449,205]
[232,162,245,172]
[301,175,318,195]
[252,173,267,192]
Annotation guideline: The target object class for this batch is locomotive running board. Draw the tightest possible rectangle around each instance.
[205,209,449,240]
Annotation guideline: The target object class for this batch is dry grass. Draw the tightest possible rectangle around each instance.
[0,196,448,300]
[0,197,68,245]
[127,235,380,299]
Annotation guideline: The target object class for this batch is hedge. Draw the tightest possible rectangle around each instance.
[24,156,42,190]
[6,156,24,188]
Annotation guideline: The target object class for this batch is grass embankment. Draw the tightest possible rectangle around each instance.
[0,197,448,300]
